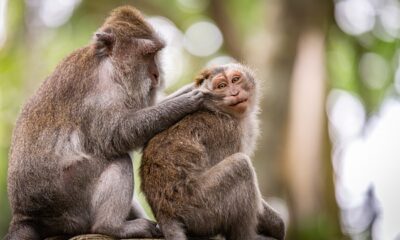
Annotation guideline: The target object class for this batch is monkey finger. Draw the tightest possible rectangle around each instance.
[185,89,204,101]
[204,91,225,101]
[181,83,195,93]
[132,218,162,238]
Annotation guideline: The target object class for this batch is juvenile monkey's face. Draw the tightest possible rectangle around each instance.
[199,64,256,117]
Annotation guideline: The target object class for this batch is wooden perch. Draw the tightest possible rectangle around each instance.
[62,234,218,240]
[69,234,163,240]
[47,234,219,239]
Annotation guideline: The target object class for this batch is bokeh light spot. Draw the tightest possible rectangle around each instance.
[183,21,223,57]
[327,89,366,144]
[148,16,186,88]
[359,52,389,90]
[206,55,236,67]
[39,0,81,28]
[335,0,375,35]
[379,1,400,38]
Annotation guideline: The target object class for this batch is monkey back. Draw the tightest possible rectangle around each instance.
[140,109,242,218]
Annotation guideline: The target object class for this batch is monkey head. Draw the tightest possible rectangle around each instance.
[195,63,258,117]
[93,6,165,107]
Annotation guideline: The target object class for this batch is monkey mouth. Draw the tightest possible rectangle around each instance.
[229,98,248,106]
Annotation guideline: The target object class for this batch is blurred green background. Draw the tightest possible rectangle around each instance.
[1,0,400,239]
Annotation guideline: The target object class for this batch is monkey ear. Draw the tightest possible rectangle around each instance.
[94,31,115,56]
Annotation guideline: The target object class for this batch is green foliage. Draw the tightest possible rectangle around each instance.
[327,27,359,93]
[133,153,156,221]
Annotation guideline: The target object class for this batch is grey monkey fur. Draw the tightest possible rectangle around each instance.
[6,6,213,240]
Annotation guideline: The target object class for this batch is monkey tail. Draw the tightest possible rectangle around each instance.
[5,218,40,240]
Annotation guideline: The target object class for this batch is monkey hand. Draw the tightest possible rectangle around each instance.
[133,218,163,238]
[160,83,196,103]
[173,88,210,109]
[199,89,226,110]
[176,82,195,96]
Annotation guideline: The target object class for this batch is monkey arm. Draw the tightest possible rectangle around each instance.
[197,152,255,190]
[159,83,195,104]
[109,90,205,154]
[257,200,286,240]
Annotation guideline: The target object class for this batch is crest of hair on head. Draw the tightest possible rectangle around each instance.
[103,5,154,38]
[194,69,212,87]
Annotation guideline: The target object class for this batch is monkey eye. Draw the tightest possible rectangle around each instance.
[217,83,227,89]
[232,76,240,83]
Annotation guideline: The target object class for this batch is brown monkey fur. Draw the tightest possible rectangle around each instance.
[6,6,214,240]
[141,63,285,240]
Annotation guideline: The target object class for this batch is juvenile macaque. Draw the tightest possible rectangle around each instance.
[141,63,285,240]
[6,6,217,240]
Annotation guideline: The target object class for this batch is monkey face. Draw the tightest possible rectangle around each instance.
[142,49,163,91]
[93,6,165,108]
[198,63,257,117]
[142,50,163,106]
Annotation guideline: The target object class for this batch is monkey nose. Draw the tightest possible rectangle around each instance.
[231,90,239,96]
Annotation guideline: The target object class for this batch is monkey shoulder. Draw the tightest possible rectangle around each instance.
[143,110,235,160]
[142,110,239,166]
[169,110,239,142]
[143,111,210,160]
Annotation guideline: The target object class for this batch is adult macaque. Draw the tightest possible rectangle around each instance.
[6,6,217,240]
[141,63,285,240]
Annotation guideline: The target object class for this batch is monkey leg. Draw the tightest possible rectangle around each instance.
[158,219,187,240]
[197,153,260,240]
[127,197,147,220]
[90,156,160,238]
[6,218,40,240]
[257,200,285,240]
